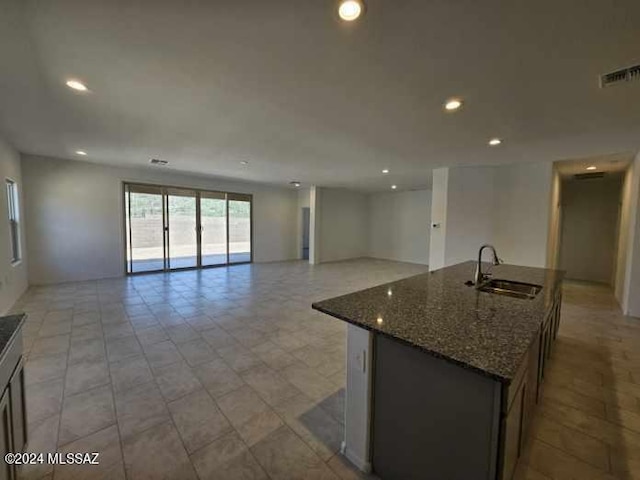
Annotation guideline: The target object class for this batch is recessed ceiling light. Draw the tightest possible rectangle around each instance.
[391,185,397,190]
[586,165,597,171]
[240,161,249,165]
[488,138,502,146]
[66,79,88,92]
[444,98,463,112]
[338,0,364,21]
[75,150,87,156]
[382,169,389,174]
[290,181,301,187]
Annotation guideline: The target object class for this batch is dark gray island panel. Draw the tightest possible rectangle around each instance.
[373,334,501,480]
[0,313,28,480]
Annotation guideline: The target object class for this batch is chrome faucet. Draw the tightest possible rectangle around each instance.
[474,244,502,287]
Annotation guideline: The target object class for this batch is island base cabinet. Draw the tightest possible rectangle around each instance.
[0,389,12,480]
[372,335,502,480]
[0,329,28,480]
[9,359,26,454]
[501,379,526,480]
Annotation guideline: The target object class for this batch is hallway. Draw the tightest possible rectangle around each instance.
[516,281,640,480]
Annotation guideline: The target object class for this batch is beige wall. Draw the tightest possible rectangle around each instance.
[429,162,553,272]
[546,167,562,270]
[369,189,431,265]
[22,154,298,285]
[317,187,369,263]
[0,138,28,314]
[559,176,622,284]
[622,151,640,316]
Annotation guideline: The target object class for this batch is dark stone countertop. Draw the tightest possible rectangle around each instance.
[312,261,564,384]
[0,314,26,360]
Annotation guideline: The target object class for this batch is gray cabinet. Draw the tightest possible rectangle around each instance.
[9,359,26,454]
[502,292,562,480]
[501,378,525,480]
[0,327,27,480]
[0,389,12,480]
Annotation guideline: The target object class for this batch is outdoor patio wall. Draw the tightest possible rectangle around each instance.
[21,154,298,284]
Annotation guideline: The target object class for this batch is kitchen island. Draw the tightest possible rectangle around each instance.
[0,313,27,480]
[312,261,563,480]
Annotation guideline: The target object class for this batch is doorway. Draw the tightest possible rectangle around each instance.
[558,175,623,284]
[301,207,310,260]
[124,182,252,274]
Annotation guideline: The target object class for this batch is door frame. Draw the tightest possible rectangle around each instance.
[122,181,253,275]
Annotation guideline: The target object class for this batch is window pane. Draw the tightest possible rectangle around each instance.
[129,191,164,272]
[201,196,227,266]
[167,191,197,269]
[6,180,20,262]
[229,199,251,263]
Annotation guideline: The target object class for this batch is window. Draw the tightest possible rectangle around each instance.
[123,182,253,274]
[6,179,20,263]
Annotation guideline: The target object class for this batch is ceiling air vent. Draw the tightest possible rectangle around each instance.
[149,158,169,166]
[600,64,640,88]
[574,172,606,180]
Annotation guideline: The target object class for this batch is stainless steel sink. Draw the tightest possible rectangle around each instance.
[478,279,542,300]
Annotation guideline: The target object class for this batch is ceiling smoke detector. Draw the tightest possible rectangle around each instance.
[149,158,169,166]
[290,181,301,187]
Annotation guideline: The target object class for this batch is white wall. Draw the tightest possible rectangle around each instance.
[22,154,298,285]
[368,190,431,265]
[622,151,640,316]
[546,167,562,270]
[429,162,553,272]
[0,138,28,314]
[559,176,622,284]
[429,168,449,271]
[493,162,553,268]
[296,187,310,260]
[616,162,636,305]
[317,187,368,263]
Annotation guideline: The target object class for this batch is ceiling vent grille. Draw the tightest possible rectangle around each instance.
[600,64,640,88]
[574,172,606,180]
[149,158,169,166]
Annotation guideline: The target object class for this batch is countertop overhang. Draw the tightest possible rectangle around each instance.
[0,313,26,363]
[312,261,564,384]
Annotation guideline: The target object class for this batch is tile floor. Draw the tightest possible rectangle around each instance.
[14,258,428,480]
[514,281,640,480]
[11,259,640,480]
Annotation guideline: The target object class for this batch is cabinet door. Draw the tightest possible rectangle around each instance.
[9,359,26,453]
[501,380,526,480]
[0,389,13,480]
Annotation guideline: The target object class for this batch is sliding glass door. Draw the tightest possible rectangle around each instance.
[125,185,165,273]
[228,194,252,264]
[124,183,252,274]
[167,189,198,269]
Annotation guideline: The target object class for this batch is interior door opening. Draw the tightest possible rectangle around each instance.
[124,183,252,274]
[302,207,310,260]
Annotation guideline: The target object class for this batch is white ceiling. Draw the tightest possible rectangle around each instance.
[555,152,633,178]
[1,0,639,192]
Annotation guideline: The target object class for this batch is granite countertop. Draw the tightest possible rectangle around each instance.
[0,314,26,360]
[312,261,564,384]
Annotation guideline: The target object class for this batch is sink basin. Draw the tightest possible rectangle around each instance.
[478,279,542,300]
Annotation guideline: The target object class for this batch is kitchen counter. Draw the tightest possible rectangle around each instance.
[312,260,564,384]
[0,312,28,479]
[0,314,26,360]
